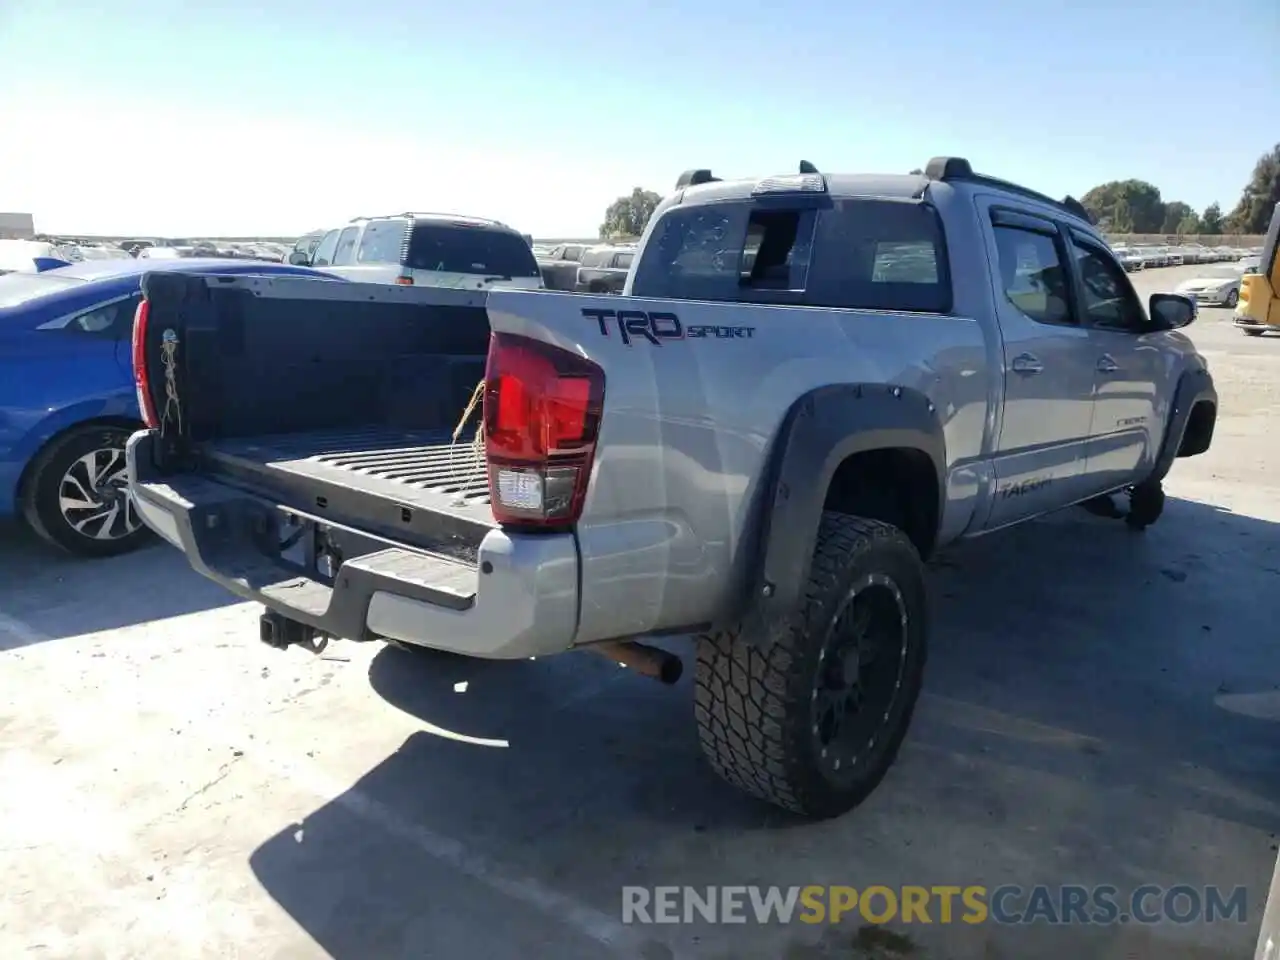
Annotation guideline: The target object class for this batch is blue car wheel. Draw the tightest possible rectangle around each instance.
[22,423,151,557]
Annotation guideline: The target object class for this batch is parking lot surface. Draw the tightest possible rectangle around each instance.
[2,264,1277,960]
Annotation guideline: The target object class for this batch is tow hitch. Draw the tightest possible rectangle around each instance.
[259,610,329,654]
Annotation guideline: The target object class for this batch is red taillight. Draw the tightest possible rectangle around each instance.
[131,299,160,428]
[483,332,604,529]
[395,274,414,285]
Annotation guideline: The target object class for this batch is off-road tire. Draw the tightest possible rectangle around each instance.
[1125,480,1166,531]
[694,513,928,819]
[21,424,152,558]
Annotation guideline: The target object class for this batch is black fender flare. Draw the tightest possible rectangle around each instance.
[1148,366,1217,484]
[733,383,946,646]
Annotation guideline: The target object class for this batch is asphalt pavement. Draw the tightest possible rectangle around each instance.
[1,264,1277,960]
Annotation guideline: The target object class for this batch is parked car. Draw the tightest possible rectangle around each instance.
[574,245,634,293]
[286,230,329,266]
[127,156,1215,819]
[298,214,543,291]
[1117,248,1145,272]
[71,244,132,262]
[0,258,344,557]
[1175,264,1248,308]
[536,242,590,291]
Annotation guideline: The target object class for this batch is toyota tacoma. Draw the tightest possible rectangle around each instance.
[126,157,1218,818]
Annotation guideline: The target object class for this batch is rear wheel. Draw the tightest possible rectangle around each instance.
[1244,329,1264,337]
[21,424,151,558]
[694,513,928,819]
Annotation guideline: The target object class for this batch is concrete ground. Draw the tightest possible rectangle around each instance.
[1,263,1277,960]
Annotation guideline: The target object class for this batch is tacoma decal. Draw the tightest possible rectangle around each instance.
[1000,477,1051,499]
[582,308,755,345]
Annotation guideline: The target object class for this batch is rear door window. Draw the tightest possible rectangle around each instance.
[991,223,1075,326]
[356,219,408,264]
[404,224,541,278]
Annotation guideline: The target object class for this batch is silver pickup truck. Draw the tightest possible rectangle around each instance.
[126,156,1217,819]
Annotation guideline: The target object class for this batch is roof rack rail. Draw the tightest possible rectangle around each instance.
[675,169,719,190]
[922,156,1094,224]
[351,211,506,226]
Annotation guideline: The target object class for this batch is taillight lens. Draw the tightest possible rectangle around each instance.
[131,299,160,428]
[483,332,604,529]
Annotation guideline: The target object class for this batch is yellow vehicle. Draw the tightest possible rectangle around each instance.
[1236,201,1280,336]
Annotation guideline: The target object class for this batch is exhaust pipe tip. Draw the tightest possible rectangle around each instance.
[590,640,683,685]
[657,653,683,685]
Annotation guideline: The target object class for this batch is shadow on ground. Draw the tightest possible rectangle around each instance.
[0,520,238,648]
[249,496,1279,959]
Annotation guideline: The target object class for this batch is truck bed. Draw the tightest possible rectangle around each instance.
[200,425,496,551]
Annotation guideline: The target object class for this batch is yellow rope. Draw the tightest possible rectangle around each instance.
[448,380,486,502]
[453,379,485,444]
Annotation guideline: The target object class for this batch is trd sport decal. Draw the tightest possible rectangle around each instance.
[582,308,755,346]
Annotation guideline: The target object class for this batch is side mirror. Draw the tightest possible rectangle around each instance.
[288,251,310,266]
[1150,292,1197,330]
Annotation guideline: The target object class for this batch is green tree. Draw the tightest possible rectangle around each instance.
[600,188,662,240]
[1161,201,1193,234]
[1080,179,1165,233]
[1226,143,1280,234]
[1177,214,1202,235]
[1200,202,1224,235]
[908,168,923,175]
[1111,198,1134,233]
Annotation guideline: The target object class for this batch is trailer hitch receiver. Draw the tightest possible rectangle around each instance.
[259,610,329,654]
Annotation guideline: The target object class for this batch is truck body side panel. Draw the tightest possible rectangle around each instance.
[485,291,992,642]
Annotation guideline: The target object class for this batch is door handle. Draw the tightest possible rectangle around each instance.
[1011,353,1043,375]
[1096,355,1119,374]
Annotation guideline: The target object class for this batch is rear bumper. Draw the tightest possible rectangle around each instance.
[126,431,580,659]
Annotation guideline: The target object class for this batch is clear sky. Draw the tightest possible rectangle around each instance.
[2,0,1277,238]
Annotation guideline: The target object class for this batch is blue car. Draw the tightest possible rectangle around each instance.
[0,258,342,557]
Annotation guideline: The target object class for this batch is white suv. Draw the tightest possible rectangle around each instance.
[305,213,543,291]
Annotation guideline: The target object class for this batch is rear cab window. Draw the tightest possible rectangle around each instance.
[631,197,951,312]
[403,224,541,278]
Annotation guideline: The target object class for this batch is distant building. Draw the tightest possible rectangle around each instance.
[0,212,35,240]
